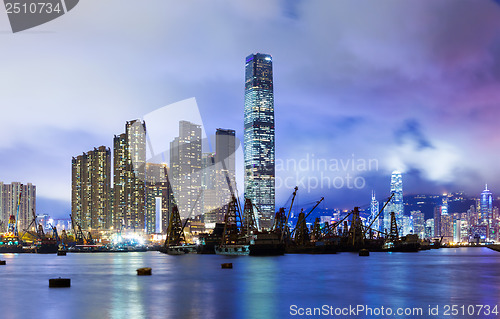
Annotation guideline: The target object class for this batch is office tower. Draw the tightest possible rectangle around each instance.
[0,182,4,231]
[440,214,453,238]
[411,210,425,238]
[370,191,381,232]
[384,171,403,233]
[215,128,236,207]
[0,182,36,232]
[434,205,442,237]
[454,219,462,243]
[467,205,478,226]
[113,120,146,231]
[480,184,493,239]
[71,146,112,230]
[170,120,202,218]
[244,53,275,227]
[201,153,220,227]
[459,219,469,242]
[425,218,434,239]
[145,163,174,234]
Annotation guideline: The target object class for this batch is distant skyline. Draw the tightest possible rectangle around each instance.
[2,0,500,218]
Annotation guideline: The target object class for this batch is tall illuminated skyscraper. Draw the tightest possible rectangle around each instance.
[244,53,275,225]
[215,128,236,207]
[384,170,404,234]
[480,184,493,239]
[0,182,36,232]
[113,120,146,231]
[170,120,202,218]
[370,191,381,232]
[72,146,111,230]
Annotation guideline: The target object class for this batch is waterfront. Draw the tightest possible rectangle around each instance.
[0,248,499,319]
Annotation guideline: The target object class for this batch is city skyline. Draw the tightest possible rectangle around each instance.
[2,1,500,218]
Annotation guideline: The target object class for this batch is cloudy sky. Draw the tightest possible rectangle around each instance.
[1,0,500,217]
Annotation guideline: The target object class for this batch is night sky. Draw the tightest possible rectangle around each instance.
[1,0,500,218]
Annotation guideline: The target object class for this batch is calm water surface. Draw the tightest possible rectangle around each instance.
[0,248,499,319]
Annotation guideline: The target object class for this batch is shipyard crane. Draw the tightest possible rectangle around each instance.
[284,186,298,228]
[362,193,395,239]
[290,197,324,238]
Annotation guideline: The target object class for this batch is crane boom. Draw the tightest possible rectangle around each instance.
[291,197,324,236]
[365,193,395,232]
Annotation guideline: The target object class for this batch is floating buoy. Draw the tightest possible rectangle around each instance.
[137,267,152,276]
[221,263,233,269]
[359,249,370,256]
[49,278,71,288]
[0,260,6,265]
[57,251,66,256]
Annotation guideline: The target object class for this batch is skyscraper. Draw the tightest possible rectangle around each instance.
[170,120,202,218]
[113,120,146,231]
[411,210,425,238]
[480,184,493,239]
[244,53,275,225]
[370,191,381,232]
[71,146,112,230]
[384,170,403,234]
[434,205,442,237]
[201,152,219,226]
[0,182,36,232]
[145,163,174,234]
[215,128,236,208]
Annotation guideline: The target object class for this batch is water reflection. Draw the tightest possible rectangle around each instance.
[242,257,279,319]
[1,248,500,318]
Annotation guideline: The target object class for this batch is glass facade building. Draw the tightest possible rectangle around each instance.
[384,170,404,234]
[244,53,275,220]
[480,184,493,240]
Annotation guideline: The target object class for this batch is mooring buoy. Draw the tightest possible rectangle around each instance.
[221,263,233,269]
[49,278,71,288]
[359,249,370,256]
[137,267,152,276]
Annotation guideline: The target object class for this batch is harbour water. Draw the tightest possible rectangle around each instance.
[0,248,499,319]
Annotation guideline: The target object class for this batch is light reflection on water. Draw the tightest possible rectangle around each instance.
[0,248,499,318]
